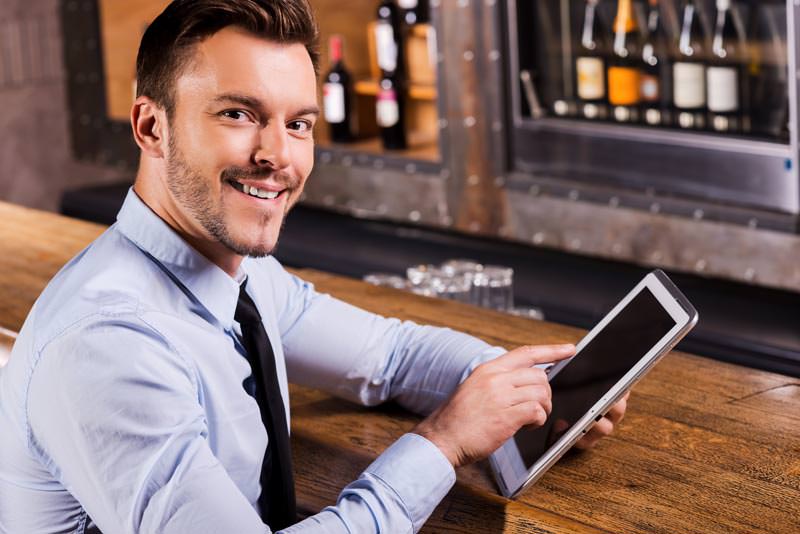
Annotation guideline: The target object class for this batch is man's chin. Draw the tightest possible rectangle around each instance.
[218,234,277,258]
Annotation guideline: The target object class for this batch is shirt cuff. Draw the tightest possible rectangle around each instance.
[364,432,456,533]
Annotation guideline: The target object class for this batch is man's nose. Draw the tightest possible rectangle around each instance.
[253,123,291,170]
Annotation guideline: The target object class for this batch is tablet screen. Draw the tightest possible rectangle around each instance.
[514,286,677,469]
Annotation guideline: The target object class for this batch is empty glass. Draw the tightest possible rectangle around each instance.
[363,273,410,290]
[473,265,514,311]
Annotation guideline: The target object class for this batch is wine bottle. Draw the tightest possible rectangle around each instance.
[375,0,408,150]
[608,0,641,123]
[375,0,404,76]
[640,0,671,126]
[707,0,743,133]
[323,35,354,143]
[673,0,707,129]
[575,0,609,120]
[377,73,407,149]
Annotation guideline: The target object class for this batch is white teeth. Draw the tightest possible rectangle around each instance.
[238,181,280,200]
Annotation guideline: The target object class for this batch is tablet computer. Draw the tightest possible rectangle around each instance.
[489,269,698,499]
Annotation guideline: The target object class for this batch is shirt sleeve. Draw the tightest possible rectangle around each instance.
[26,314,268,534]
[267,259,507,415]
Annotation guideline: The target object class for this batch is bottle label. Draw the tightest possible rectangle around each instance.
[323,83,346,124]
[640,73,659,102]
[576,57,605,100]
[673,62,706,109]
[608,66,640,105]
[375,22,398,73]
[377,89,399,127]
[707,66,739,112]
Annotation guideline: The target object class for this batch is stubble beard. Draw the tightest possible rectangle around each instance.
[164,130,294,258]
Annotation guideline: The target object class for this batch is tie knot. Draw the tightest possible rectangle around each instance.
[235,283,263,326]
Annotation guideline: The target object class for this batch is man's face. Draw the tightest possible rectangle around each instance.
[163,27,318,258]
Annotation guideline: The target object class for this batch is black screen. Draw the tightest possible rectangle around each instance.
[514,287,677,469]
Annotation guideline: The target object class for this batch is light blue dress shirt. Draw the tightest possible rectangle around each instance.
[0,189,505,533]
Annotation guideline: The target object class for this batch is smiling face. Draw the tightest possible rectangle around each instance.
[135,26,318,273]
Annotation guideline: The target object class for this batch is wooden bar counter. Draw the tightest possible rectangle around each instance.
[0,200,798,533]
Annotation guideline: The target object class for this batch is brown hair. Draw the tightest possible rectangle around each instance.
[135,0,319,117]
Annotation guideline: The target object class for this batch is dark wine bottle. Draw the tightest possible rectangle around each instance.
[575,0,609,120]
[707,0,744,133]
[640,0,671,126]
[608,0,641,123]
[673,0,707,129]
[375,0,404,76]
[377,73,407,149]
[323,34,354,143]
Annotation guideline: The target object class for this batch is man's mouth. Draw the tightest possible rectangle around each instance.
[227,179,285,200]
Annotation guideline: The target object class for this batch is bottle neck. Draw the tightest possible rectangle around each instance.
[329,36,343,64]
[614,0,636,34]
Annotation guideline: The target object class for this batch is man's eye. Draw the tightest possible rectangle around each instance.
[220,110,251,122]
[288,120,313,133]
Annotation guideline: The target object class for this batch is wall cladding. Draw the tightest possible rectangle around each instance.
[0,0,128,212]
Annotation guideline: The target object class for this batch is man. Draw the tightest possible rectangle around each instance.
[0,1,627,532]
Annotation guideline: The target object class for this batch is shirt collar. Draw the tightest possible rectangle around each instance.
[115,187,247,330]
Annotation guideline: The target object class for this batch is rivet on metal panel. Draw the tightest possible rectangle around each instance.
[323,195,335,206]
[442,215,453,225]
[463,50,474,62]
[438,118,448,129]
[405,163,417,174]
[458,0,469,7]
[612,243,623,255]
[529,185,540,196]
[430,0,440,7]
[488,50,500,62]
[377,204,388,214]
[532,232,545,244]
[748,218,758,229]
[320,151,332,163]
[744,267,756,281]
[693,209,704,220]
[409,211,422,222]
[570,238,582,250]
[492,121,503,132]
[464,116,476,128]
[695,259,707,272]
[608,196,620,207]
[79,114,90,125]
[469,221,481,231]
[467,174,480,186]
[373,159,385,169]
[494,176,505,187]
[568,190,579,201]
[651,251,663,262]
[341,155,353,166]
[650,203,661,214]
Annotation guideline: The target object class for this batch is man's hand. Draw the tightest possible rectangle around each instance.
[573,391,629,450]
[413,344,575,468]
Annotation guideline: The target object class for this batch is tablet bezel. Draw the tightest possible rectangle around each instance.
[489,269,698,499]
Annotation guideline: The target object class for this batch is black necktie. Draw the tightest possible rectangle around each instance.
[235,282,296,529]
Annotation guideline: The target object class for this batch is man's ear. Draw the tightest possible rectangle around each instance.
[131,96,168,158]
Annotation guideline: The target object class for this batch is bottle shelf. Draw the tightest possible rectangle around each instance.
[354,79,436,101]
[317,136,439,164]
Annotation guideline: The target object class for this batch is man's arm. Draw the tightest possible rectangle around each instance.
[27,316,266,534]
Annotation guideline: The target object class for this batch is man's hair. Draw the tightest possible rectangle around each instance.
[135,0,319,117]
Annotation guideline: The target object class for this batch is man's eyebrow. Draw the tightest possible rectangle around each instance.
[211,93,263,109]
[294,105,320,117]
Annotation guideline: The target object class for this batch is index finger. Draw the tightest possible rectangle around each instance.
[493,344,576,371]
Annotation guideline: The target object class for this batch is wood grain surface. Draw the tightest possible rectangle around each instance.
[0,200,798,533]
